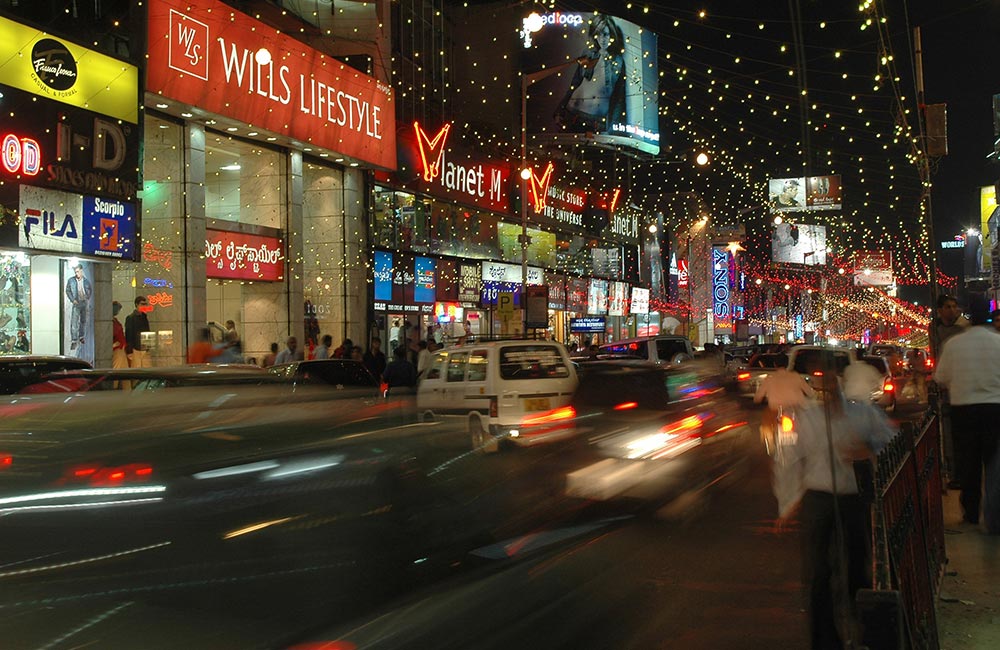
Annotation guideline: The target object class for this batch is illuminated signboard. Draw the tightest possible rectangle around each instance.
[147,0,395,169]
[480,260,542,306]
[205,228,285,281]
[570,316,605,333]
[678,258,689,288]
[630,287,649,315]
[82,196,136,259]
[712,246,731,322]
[374,251,394,301]
[0,15,139,123]
[1,133,41,176]
[522,11,660,156]
[414,256,436,303]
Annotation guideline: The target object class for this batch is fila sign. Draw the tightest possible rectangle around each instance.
[147,0,396,170]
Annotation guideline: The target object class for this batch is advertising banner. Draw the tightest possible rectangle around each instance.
[570,316,606,333]
[772,223,827,265]
[0,81,140,202]
[498,222,556,268]
[62,259,95,365]
[522,11,660,156]
[82,197,137,260]
[525,285,549,329]
[205,227,285,281]
[981,185,995,274]
[852,251,894,286]
[630,287,649,315]
[19,186,83,254]
[458,263,481,304]
[0,15,139,123]
[567,277,588,313]
[588,278,608,315]
[768,175,842,212]
[608,281,628,316]
[414,256,436,303]
[383,122,512,213]
[147,0,395,169]
[712,245,732,331]
[480,260,542,307]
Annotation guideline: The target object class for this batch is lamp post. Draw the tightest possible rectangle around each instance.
[520,58,592,337]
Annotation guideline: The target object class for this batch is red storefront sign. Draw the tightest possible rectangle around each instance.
[205,228,285,281]
[147,0,396,170]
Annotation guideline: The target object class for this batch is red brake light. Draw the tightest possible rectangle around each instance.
[883,380,894,392]
[812,371,824,377]
[614,401,638,411]
[0,453,12,469]
[65,463,155,485]
[925,358,934,368]
[522,405,576,427]
[781,415,794,433]
[737,372,751,381]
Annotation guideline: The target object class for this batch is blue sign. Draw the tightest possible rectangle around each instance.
[81,196,136,260]
[482,281,522,306]
[570,317,606,333]
[414,256,436,303]
[374,251,393,301]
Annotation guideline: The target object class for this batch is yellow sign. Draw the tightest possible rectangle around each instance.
[980,185,995,273]
[0,15,138,123]
[498,292,515,318]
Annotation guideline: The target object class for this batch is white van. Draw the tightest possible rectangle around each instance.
[417,340,578,452]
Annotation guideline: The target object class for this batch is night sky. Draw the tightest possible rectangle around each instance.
[546,0,1000,302]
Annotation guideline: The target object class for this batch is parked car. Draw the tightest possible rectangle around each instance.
[597,335,695,366]
[0,355,92,394]
[17,364,275,394]
[417,340,578,452]
[268,358,381,391]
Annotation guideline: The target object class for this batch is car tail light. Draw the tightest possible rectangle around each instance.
[614,401,638,411]
[925,358,934,369]
[1,453,12,469]
[812,371,824,377]
[659,414,704,435]
[737,372,751,381]
[64,463,155,486]
[522,405,576,427]
[883,378,895,392]
[490,397,498,418]
[781,415,794,433]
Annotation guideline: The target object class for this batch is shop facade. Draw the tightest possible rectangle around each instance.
[372,120,645,348]
[0,14,140,365]
[132,0,394,365]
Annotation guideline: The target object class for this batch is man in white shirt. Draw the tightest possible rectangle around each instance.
[934,316,1000,532]
[754,361,816,451]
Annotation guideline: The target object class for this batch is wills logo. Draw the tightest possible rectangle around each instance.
[527,162,555,213]
[168,9,209,81]
[413,122,451,182]
[99,218,119,251]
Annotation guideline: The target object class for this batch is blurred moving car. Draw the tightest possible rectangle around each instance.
[0,355,91,394]
[787,345,857,384]
[17,364,275,393]
[597,335,694,366]
[522,360,753,503]
[417,340,578,452]
[730,352,790,400]
[867,343,905,375]
[269,358,381,391]
[856,355,896,411]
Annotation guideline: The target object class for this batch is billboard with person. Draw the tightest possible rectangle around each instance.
[771,223,827,266]
[768,175,842,212]
[521,11,660,156]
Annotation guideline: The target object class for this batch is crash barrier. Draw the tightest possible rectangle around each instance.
[857,410,944,650]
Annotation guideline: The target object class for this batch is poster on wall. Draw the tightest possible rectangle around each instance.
[0,253,30,355]
[771,223,827,265]
[62,259,95,364]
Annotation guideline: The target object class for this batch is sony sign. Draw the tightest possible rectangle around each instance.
[712,246,731,321]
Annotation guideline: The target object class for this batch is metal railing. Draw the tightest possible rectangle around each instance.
[862,409,944,650]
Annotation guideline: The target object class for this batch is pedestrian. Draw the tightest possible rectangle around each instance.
[416,340,431,376]
[934,308,1000,533]
[224,320,240,345]
[124,296,152,368]
[333,337,353,359]
[313,334,332,360]
[350,345,364,362]
[842,360,883,403]
[111,301,128,370]
[274,336,301,365]
[382,345,417,389]
[187,327,219,364]
[929,294,971,489]
[363,337,387,379]
[774,372,896,649]
[389,319,401,351]
[262,342,279,368]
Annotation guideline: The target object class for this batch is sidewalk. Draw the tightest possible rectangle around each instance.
[937,488,1000,649]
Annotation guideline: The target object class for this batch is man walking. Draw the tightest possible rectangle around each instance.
[275,336,301,365]
[934,311,1000,533]
[929,294,970,487]
[124,296,152,368]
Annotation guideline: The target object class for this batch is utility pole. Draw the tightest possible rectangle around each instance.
[914,26,940,309]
